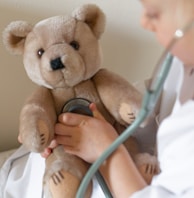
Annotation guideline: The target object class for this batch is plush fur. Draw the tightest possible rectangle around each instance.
[3,4,158,198]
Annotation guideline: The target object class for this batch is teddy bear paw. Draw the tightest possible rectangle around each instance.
[19,102,53,152]
[37,119,50,147]
[46,169,85,198]
[50,170,65,185]
[119,103,137,124]
[134,153,160,184]
[25,119,50,152]
[138,162,159,184]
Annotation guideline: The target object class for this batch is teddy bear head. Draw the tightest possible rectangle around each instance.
[3,4,105,89]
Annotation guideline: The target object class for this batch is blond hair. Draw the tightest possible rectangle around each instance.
[176,0,194,27]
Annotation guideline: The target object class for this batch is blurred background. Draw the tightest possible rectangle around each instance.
[0,0,162,151]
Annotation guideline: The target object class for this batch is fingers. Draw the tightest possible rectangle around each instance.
[55,122,82,147]
[58,112,87,126]
[58,103,105,127]
[89,103,106,121]
[49,139,58,148]
[41,147,52,158]
[41,139,58,158]
[55,135,75,148]
[55,122,79,135]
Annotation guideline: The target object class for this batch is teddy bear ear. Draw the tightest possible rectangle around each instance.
[3,21,33,55]
[72,4,106,39]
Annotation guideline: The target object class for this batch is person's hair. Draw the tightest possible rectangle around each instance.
[176,0,194,27]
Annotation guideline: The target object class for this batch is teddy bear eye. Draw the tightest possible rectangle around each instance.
[70,41,80,50]
[37,48,45,57]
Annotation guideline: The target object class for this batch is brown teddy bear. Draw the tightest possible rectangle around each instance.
[3,4,159,198]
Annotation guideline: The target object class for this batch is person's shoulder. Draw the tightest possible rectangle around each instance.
[170,56,184,73]
[164,56,184,89]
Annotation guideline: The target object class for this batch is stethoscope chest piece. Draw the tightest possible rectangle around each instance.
[62,98,93,117]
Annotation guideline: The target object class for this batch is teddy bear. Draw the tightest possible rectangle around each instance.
[3,4,159,198]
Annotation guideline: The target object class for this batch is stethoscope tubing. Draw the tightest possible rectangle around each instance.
[76,21,194,197]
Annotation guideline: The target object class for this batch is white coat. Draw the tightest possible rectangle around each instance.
[131,57,194,198]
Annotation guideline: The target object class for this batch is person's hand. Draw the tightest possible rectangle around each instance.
[54,103,118,163]
[41,139,58,158]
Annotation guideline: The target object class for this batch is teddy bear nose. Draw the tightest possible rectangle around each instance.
[50,57,65,70]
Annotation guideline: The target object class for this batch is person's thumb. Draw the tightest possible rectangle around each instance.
[18,134,22,143]
[89,103,106,121]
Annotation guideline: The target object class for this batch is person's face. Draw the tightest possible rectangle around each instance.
[140,0,194,66]
[140,0,178,47]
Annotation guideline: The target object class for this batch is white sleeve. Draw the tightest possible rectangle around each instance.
[130,186,194,198]
[0,146,45,198]
[0,145,106,198]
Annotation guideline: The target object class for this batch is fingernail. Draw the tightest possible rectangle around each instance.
[50,139,58,148]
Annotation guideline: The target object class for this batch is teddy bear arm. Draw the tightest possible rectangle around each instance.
[93,69,142,125]
[19,87,57,152]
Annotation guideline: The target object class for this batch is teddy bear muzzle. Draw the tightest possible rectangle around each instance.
[50,57,65,70]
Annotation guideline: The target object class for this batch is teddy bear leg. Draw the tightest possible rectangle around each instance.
[48,169,82,198]
[43,146,92,198]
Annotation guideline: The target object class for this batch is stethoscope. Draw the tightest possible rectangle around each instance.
[74,21,194,198]
[40,21,194,198]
